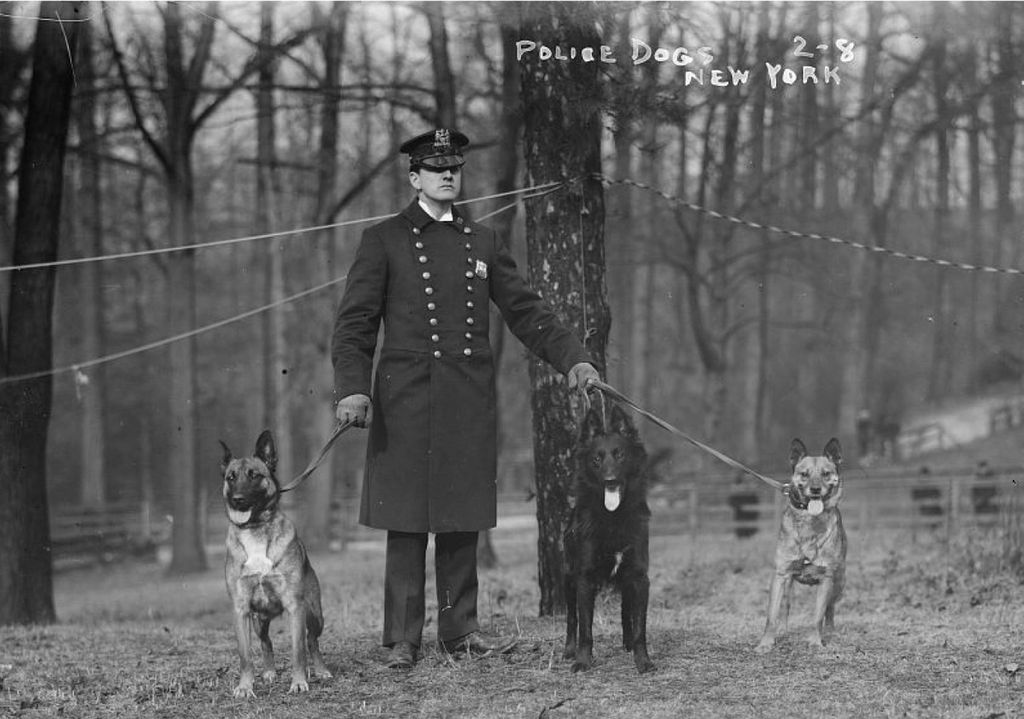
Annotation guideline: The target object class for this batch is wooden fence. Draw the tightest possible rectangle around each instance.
[646,465,1024,539]
[48,466,1024,569]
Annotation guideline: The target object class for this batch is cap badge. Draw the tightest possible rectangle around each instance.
[434,129,451,151]
[474,260,488,280]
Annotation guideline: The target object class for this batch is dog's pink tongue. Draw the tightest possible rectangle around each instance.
[807,499,824,516]
[604,488,621,511]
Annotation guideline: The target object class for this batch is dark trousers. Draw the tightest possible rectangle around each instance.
[383,530,479,648]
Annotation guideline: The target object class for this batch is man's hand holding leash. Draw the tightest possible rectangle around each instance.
[336,393,371,427]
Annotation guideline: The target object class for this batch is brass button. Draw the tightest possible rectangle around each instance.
[415,241,424,249]
[425,287,434,295]
[467,257,474,264]
[464,332,472,339]
[466,285,474,293]
[429,318,438,326]
[465,270,474,279]
[466,301,474,309]
[413,227,421,235]
[433,350,441,359]
[464,243,471,250]
[431,334,440,342]
[427,302,436,310]
[422,271,431,280]
[463,227,471,234]
[466,317,475,326]
[463,348,472,356]
[418,255,428,264]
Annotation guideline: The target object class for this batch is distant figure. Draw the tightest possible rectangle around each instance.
[911,465,943,527]
[972,460,998,516]
[856,409,873,459]
[727,474,760,539]
[877,414,902,461]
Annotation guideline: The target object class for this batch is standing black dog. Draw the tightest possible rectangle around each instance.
[221,430,331,697]
[563,402,655,674]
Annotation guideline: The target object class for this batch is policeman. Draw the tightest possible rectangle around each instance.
[331,128,599,669]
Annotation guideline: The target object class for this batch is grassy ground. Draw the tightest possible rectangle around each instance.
[2,520,1024,718]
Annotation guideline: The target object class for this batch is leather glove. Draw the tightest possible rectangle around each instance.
[335,393,372,428]
[566,362,600,391]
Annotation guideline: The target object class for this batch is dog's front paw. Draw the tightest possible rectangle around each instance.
[232,678,256,699]
[754,637,775,654]
[807,634,826,649]
[634,655,655,674]
[288,676,310,694]
[570,653,594,673]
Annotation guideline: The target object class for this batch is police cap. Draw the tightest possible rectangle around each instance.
[401,128,469,170]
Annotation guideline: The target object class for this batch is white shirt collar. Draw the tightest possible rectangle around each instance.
[418,198,454,223]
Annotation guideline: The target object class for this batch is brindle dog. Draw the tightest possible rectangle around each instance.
[221,430,331,697]
[756,438,847,653]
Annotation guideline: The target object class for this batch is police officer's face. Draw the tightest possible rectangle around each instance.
[410,165,462,205]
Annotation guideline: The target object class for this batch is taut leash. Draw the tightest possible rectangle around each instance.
[590,380,786,492]
[279,419,355,494]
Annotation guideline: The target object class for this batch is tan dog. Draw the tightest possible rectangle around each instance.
[756,438,846,653]
[221,430,331,697]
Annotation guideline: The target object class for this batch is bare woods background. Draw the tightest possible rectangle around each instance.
[2,1,1024,617]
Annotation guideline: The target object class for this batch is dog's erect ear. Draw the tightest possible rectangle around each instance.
[824,437,842,467]
[219,440,233,475]
[789,438,808,469]
[579,405,604,444]
[608,403,634,438]
[254,430,277,473]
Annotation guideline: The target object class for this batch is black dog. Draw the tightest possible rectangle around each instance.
[563,402,654,673]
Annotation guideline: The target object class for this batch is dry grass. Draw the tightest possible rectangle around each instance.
[2,520,1024,718]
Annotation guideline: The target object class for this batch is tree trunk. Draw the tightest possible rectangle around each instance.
[304,2,348,550]
[255,4,294,508]
[927,13,953,399]
[76,16,107,507]
[425,3,456,128]
[837,2,882,445]
[991,4,1016,334]
[164,3,214,574]
[0,0,80,625]
[520,2,609,617]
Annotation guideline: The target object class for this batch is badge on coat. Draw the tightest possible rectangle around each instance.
[474,260,488,279]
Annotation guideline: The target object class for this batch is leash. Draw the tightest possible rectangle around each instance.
[590,380,786,492]
[279,419,355,494]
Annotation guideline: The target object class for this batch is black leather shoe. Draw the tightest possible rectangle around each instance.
[385,641,418,669]
[440,631,516,656]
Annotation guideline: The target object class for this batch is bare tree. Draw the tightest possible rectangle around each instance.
[105,2,310,572]
[0,0,81,625]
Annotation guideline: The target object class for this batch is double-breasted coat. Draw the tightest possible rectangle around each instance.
[331,200,590,533]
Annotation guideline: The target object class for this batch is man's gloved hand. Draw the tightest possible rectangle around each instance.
[335,393,372,428]
[566,362,600,391]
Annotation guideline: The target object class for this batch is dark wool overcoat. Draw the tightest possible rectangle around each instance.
[331,200,590,533]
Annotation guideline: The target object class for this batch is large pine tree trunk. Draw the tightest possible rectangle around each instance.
[520,2,609,616]
[0,0,80,625]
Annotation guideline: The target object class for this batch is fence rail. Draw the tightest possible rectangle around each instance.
[50,466,1024,570]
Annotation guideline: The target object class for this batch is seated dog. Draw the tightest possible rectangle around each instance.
[563,402,655,673]
[221,430,331,697]
[756,438,846,653]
